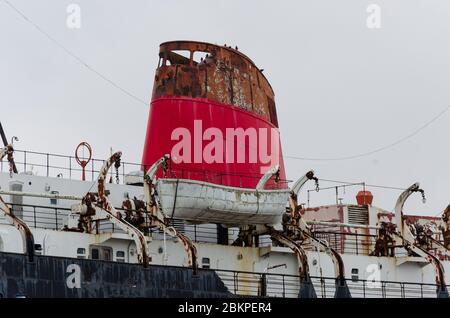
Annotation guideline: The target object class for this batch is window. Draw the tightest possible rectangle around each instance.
[116,251,125,263]
[34,244,42,255]
[90,245,113,261]
[91,248,99,260]
[193,51,209,64]
[77,248,86,259]
[351,268,359,282]
[202,257,210,269]
[102,248,112,261]
[50,191,59,205]
[166,50,191,66]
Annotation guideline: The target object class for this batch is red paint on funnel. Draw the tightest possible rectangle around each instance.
[141,41,286,189]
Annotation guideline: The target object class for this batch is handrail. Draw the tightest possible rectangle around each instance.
[1,149,292,189]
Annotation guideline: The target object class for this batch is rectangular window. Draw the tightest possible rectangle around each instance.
[34,244,42,255]
[50,191,59,205]
[77,247,86,259]
[103,248,112,261]
[91,248,99,260]
[116,251,125,263]
[202,257,210,269]
[89,246,113,261]
[351,268,359,282]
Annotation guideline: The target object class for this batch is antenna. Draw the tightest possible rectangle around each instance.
[0,122,8,146]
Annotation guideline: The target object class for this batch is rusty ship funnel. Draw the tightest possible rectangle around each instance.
[142,41,286,190]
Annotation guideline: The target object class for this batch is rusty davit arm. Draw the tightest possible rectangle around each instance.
[286,171,351,297]
[289,170,318,227]
[0,146,34,262]
[391,183,448,297]
[0,146,7,160]
[0,144,34,261]
[394,182,424,243]
[0,196,35,262]
[84,151,150,267]
[266,227,316,298]
[0,122,18,173]
[144,154,198,274]
[291,170,318,197]
[144,154,170,219]
[256,165,280,190]
[1,143,18,175]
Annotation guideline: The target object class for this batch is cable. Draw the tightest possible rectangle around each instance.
[318,178,407,191]
[4,1,449,163]
[285,104,450,161]
[3,0,148,106]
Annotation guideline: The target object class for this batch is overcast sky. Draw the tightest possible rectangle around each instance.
[1,0,449,215]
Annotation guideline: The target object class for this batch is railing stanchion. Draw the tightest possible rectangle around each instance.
[46,153,49,177]
[91,159,95,181]
[356,233,359,255]
[54,208,58,230]
[363,279,366,298]
[322,277,326,298]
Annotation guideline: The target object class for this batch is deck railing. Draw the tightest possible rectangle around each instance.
[215,269,445,298]
[1,149,290,189]
[0,202,273,246]
[1,149,141,182]
[0,203,448,298]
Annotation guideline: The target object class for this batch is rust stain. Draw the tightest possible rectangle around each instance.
[152,41,279,127]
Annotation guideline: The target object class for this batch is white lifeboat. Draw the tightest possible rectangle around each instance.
[146,156,290,225]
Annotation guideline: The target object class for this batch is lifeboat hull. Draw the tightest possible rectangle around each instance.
[156,178,290,225]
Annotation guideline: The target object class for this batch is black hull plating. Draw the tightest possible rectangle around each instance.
[0,252,232,298]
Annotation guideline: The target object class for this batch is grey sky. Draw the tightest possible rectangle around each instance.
[1,0,449,215]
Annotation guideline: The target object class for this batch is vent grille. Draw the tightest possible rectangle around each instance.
[347,206,369,225]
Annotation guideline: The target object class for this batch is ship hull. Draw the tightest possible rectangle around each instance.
[0,252,231,298]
